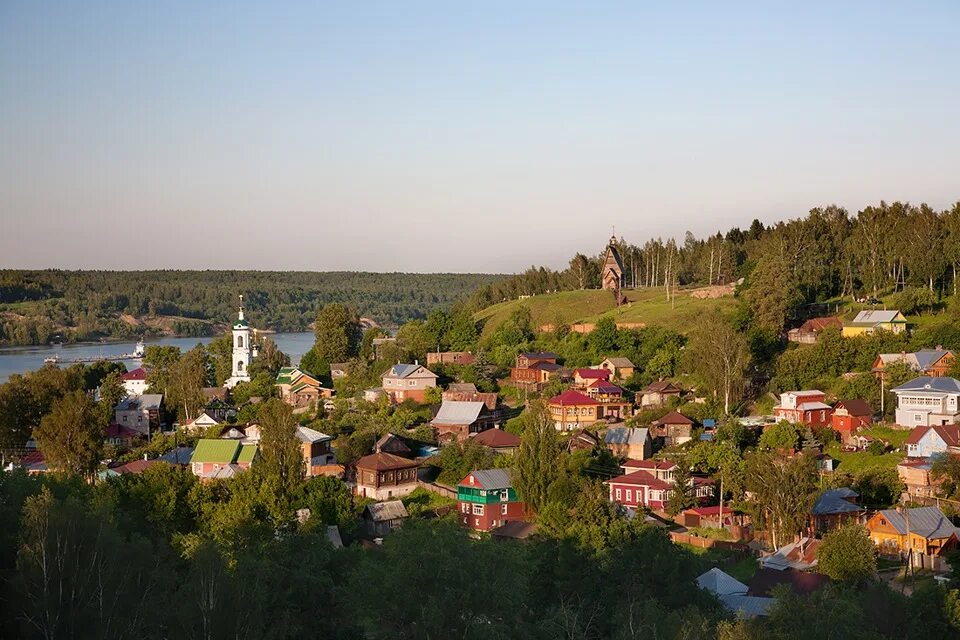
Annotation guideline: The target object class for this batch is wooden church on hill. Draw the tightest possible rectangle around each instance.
[601,236,626,304]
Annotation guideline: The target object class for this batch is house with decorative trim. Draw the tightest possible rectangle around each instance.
[831,399,873,443]
[605,460,713,511]
[640,380,683,408]
[457,468,526,532]
[904,424,960,458]
[873,348,956,380]
[773,390,832,427]
[431,400,497,443]
[352,452,419,500]
[866,506,959,563]
[509,352,562,390]
[892,376,960,428]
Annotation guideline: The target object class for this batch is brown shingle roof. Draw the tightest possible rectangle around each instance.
[355,452,419,472]
[473,428,521,448]
[652,410,694,426]
[834,398,873,417]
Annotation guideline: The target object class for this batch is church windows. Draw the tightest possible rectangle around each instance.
[237,336,244,348]
[237,361,244,372]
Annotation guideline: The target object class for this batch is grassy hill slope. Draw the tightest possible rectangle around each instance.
[475,286,737,337]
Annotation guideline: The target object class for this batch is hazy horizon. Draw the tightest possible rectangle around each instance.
[2,2,959,273]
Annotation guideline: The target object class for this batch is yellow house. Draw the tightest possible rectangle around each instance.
[866,507,958,557]
[842,310,907,337]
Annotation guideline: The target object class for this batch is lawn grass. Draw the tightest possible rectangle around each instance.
[825,441,904,474]
[860,425,911,449]
[475,287,735,337]
[679,544,757,582]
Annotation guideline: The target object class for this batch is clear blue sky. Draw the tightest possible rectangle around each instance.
[1,1,958,272]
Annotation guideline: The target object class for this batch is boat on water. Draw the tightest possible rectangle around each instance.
[44,355,60,364]
[66,339,146,364]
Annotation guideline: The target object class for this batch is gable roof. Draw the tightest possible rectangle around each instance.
[876,506,960,540]
[121,367,147,381]
[549,389,600,406]
[296,425,332,443]
[850,310,907,325]
[762,537,821,571]
[604,427,649,446]
[460,468,513,490]
[355,452,419,472]
[602,357,635,368]
[473,428,521,448]
[812,488,863,516]
[621,458,675,471]
[834,398,873,417]
[643,380,683,393]
[652,411,694,426]
[519,352,558,360]
[363,500,409,522]
[575,368,612,380]
[892,376,960,394]
[446,382,479,394]
[588,379,624,394]
[384,363,437,380]
[105,423,143,439]
[116,394,163,411]
[191,439,241,464]
[605,469,672,490]
[603,241,625,274]
[748,567,829,597]
[696,567,748,596]
[798,316,843,332]
[375,433,412,456]
[442,391,499,411]
[108,459,160,475]
[431,400,486,426]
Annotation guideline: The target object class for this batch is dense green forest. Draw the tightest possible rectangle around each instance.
[0,270,505,345]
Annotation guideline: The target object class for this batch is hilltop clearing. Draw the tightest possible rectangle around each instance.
[475,285,737,337]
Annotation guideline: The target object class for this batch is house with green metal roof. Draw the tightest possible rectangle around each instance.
[190,438,258,480]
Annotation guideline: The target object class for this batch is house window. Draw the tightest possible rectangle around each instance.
[461,503,469,514]
[122,416,127,423]
[472,504,484,516]
[500,490,509,500]
[915,414,923,422]
[626,489,632,502]
[193,463,201,474]
[615,488,622,500]
[501,503,508,515]
[409,381,415,387]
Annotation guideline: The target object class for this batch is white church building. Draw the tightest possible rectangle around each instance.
[224,296,257,389]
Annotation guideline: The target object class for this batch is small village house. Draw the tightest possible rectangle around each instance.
[189,439,258,480]
[457,468,526,532]
[439,389,506,424]
[773,390,832,427]
[329,362,349,380]
[651,411,696,446]
[640,380,683,408]
[115,394,163,436]
[866,506,959,569]
[183,411,220,432]
[353,452,420,500]
[604,427,651,460]
[297,425,334,476]
[873,348,956,380]
[583,380,633,420]
[830,399,873,443]
[104,423,143,449]
[573,367,612,388]
[121,367,148,395]
[809,488,865,535]
[426,351,476,366]
[431,399,497,443]
[605,459,713,511]
[548,389,602,431]
[903,424,960,458]
[568,428,601,453]
[276,367,333,408]
[787,317,843,344]
[599,357,635,380]
[374,433,414,458]
[892,376,960,428]
[897,458,940,501]
[362,500,409,537]
[842,310,907,337]
[472,427,521,455]
[381,362,438,403]
[509,352,561,390]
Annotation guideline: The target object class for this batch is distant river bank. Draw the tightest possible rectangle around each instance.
[0,332,315,383]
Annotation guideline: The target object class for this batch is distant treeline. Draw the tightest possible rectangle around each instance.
[0,270,505,345]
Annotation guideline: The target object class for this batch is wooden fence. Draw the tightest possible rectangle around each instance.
[417,480,458,500]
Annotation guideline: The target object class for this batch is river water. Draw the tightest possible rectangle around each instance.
[0,332,316,383]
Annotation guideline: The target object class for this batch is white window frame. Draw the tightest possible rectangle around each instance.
[472,504,484,516]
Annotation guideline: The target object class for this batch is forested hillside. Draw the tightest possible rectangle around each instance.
[0,271,505,345]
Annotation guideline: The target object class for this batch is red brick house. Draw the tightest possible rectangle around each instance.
[831,399,873,443]
[457,468,527,532]
[774,390,833,427]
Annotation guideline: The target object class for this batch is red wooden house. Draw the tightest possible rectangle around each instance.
[831,399,873,443]
[774,390,833,427]
[510,352,562,390]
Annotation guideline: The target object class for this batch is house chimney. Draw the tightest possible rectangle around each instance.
[143,454,148,461]
[414,359,419,365]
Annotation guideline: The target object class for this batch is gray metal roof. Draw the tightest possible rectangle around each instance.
[386,363,437,379]
[296,425,332,443]
[604,427,649,445]
[431,400,485,426]
[878,506,959,539]
[326,525,344,549]
[364,500,409,522]
[812,488,863,516]
[718,594,774,618]
[696,568,748,596]
[116,394,163,411]
[466,468,513,490]
[851,310,905,324]
[891,376,960,394]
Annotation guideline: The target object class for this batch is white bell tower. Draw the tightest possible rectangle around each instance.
[225,295,252,388]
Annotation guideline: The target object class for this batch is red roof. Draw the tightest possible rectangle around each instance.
[473,429,521,448]
[906,424,960,447]
[605,469,673,490]
[575,368,611,380]
[588,379,623,393]
[122,367,147,381]
[110,459,159,475]
[798,317,843,333]
[549,389,600,406]
[834,398,872,417]
[652,411,694,426]
[105,423,142,439]
[622,459,677,471]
